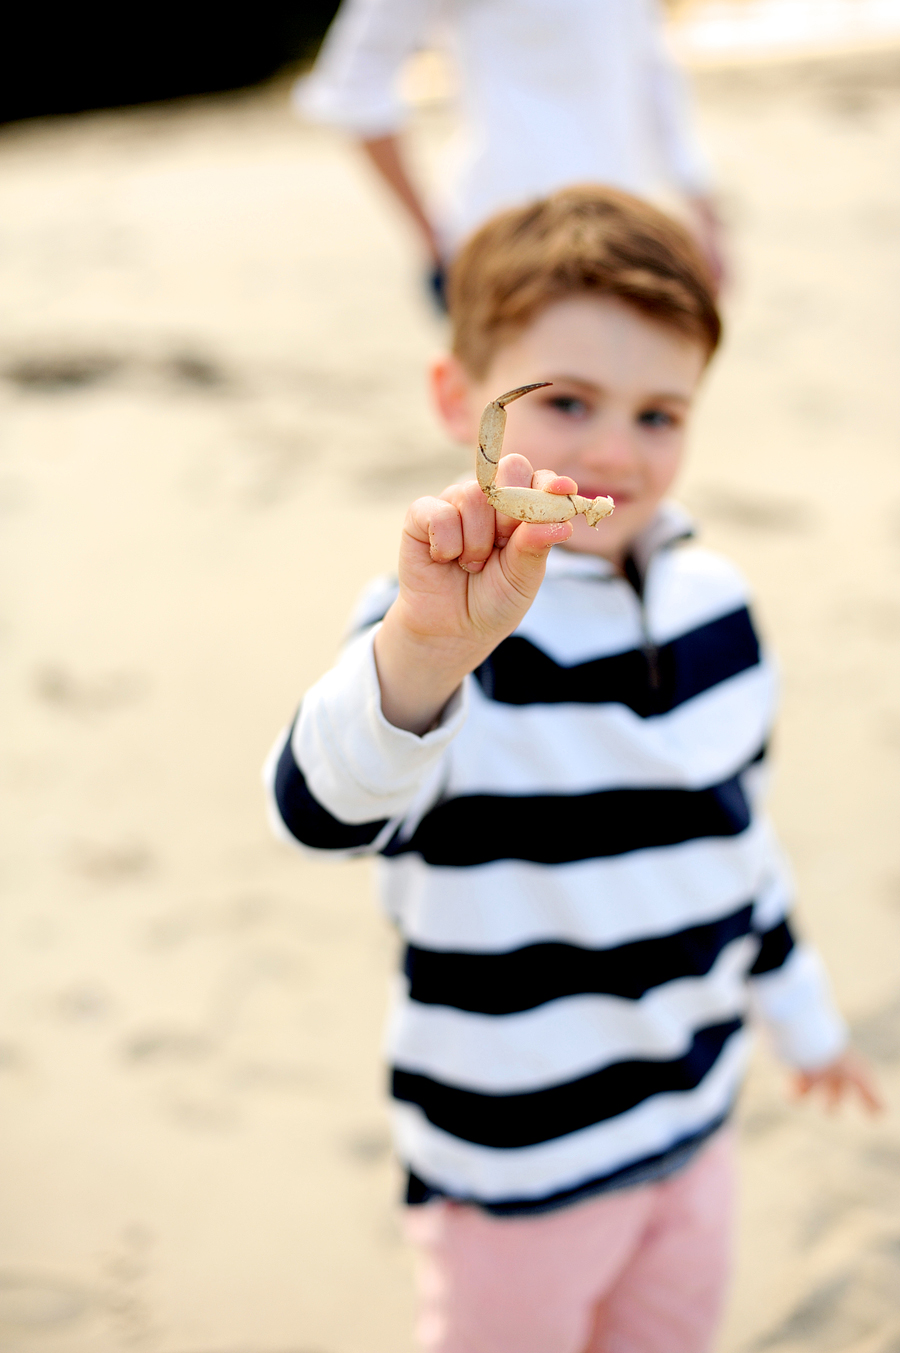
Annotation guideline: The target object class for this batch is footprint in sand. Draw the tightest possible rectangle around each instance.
[33,664,149,715]
[0,1271,99,1336]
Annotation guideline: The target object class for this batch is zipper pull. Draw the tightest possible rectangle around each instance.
[644,643,660,691]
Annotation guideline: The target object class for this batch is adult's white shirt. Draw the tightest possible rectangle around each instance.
[294,0,712,251]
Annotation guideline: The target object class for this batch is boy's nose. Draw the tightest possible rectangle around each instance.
[580,427,637,471]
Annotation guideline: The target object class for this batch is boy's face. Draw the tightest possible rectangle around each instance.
[433,295,708,567]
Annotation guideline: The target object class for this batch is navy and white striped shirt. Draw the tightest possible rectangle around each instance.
[265,507,846,1215]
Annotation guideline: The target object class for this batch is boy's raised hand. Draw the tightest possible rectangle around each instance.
[374,455,576,734]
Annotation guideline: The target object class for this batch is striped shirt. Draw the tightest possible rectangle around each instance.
[264,506,847,1215]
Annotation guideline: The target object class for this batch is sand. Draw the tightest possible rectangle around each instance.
[1,43,900,1353]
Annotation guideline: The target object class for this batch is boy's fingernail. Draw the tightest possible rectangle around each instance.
[460,560,484,573]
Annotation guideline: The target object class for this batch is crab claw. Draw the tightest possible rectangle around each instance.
[495,382,553,409]
[475,383,615,529]
[476,383,552,494]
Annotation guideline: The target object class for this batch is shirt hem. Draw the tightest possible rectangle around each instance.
[403,1111,730,1217]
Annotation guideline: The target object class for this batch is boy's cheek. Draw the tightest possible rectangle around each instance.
[650,438,688,492]
[504,428,569,470]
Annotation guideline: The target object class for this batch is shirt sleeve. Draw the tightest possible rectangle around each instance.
[292,0,445,137]
[263,624,468,857]
[641,0,713,195]
[747,825,848,1071]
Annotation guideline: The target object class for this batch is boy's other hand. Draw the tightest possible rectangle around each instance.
[791,1048,883,1116]
[374,456,575,734]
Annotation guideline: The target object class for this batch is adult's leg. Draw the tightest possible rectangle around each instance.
[585,1129,737,1353]
[404,1184,654,1353]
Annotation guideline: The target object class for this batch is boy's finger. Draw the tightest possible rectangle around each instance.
[851,1068,885,1115]
[493,453,536,543]
[494,453,535,487]
[499,519,574,599]
[531,470,578,496]
[406,496,464,563]
[442,480,498,574]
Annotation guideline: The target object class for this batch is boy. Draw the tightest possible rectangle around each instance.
[265,186,878,1352]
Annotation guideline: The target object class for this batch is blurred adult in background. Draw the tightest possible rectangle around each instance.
[294,0,726,300]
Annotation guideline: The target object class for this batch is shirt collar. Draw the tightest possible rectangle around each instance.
[543,501,695,582]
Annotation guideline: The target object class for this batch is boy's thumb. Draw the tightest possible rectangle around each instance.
[501,521,573,598]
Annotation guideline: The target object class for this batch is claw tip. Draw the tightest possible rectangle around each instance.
[495,381,552,408]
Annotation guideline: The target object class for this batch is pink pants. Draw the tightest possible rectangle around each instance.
[403,1129,735,1353]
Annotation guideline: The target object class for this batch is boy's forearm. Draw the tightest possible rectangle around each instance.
[265,625,470,853]
[749,943,848,1071]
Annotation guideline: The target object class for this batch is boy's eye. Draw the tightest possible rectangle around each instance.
[548,395,589,417]
[637,408,676,428]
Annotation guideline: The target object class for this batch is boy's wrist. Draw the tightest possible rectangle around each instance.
[374,611,481,735]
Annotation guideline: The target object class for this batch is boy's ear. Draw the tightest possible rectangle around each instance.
[430,354,479,444]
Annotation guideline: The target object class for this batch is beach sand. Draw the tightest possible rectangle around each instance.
[1,45,900,1353]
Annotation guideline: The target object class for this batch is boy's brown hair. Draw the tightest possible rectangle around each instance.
[447,185,721,378]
